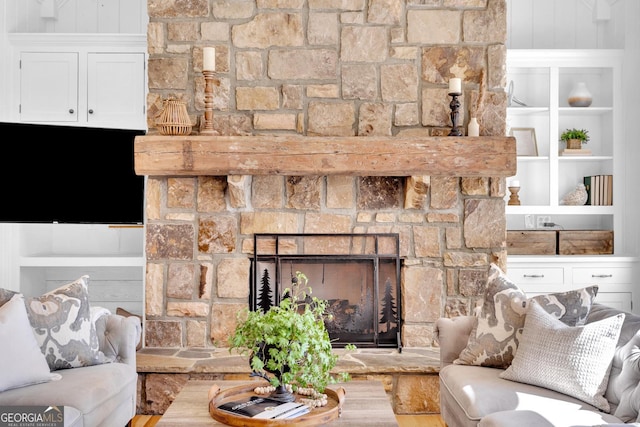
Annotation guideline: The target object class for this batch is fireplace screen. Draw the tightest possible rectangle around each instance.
[251,233,401,349]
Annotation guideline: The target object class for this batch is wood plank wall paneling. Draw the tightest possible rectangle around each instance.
[5,0,147,33]
[6,0,628,48]
[506,0,624,49]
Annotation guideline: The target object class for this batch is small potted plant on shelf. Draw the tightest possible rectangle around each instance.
[560,128,590,150]
[229,270,352,402]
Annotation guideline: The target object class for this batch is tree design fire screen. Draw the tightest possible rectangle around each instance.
[251,233,402,349]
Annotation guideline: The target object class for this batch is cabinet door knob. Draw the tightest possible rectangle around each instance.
[523,274,544,278]
[592,274,613,278]
[68,109,74,114]
[88,109,94,114]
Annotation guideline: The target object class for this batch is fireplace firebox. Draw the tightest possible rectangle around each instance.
[251,233,402,350]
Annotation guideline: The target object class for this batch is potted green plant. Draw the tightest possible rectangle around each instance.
[229,271,352,402]
[560,128,590,149]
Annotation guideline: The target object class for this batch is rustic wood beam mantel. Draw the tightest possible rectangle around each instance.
[134,135,516,177]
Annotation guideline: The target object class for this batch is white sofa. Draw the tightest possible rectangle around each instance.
[0,275,142,427]
[0,308,141,427]
[436,303,640,427]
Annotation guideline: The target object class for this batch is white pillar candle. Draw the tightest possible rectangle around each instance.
[203,47,216,71]
[511,180,520,187]
[449,78,462,94]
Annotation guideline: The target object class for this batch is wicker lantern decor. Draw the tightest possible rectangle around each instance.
[156,98,192,135]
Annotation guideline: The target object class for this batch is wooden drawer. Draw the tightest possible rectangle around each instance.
[558,230,613,255]
[508,267,564,285]
[507,231,556,255]
[572,267,633,285]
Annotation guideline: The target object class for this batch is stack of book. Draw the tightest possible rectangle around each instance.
[583,175,613,205]
[561,148,592,156]
[217,396,310,420]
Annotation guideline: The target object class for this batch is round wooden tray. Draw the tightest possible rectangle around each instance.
[208,381,346,426]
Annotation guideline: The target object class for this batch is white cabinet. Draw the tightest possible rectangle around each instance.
[19,52,79,122]
[507,258,637,314]
[87,53,145,127]
[506,50,625,253]
[9,34,147,130]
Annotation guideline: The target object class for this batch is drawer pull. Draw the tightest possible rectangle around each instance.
[523,274,544,278]
[592,274,613,278]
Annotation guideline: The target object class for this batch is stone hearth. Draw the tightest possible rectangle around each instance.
[136,347,440,415]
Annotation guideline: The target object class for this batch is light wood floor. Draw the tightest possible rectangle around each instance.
[131,414,446,427]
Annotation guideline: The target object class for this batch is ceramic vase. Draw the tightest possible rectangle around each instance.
[568,82,592,107]
[468,118,480,137]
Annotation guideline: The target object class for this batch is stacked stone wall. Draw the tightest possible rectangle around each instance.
[143,0,509,349]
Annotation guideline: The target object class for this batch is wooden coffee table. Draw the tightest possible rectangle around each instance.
[156,380,399,426]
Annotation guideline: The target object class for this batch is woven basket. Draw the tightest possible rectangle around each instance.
[566,138,582,150]
[157,99,192,135]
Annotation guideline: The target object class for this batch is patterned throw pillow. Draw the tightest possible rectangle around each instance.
[454,264,600,369]
[530,285,598,326]
[0,288,19,307]
[454,263,527,368]
[24,276,110,371]
[500,299,624,412]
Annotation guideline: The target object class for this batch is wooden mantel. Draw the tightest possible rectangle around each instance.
[134,135,516,177]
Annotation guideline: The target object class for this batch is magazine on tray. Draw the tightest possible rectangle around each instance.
[216,396,308,419]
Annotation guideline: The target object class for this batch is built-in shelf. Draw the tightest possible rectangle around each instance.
[19,255,145,267]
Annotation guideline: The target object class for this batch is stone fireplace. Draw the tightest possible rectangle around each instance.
[136,0,512,414]
[136,135,515,349]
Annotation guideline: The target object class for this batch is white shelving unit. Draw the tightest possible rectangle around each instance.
[5,223,145,315]
[505,49,638,314]
[506,49,623,243]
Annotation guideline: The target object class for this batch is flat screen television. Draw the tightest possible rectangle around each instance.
[0,122,145,224]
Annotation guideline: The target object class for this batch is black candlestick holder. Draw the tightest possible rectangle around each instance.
[448,92,462,136]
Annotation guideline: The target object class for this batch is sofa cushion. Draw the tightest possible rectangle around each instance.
[23,276,111,370]
[0,294,61,392]
[500,300,624,412]
[454,263,599,369]
[478,409,624,427]
[0,362,137,427]
[440,364,622,424]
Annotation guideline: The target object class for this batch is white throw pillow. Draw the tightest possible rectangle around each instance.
[500,299,624,412]
[0,294,61,392]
